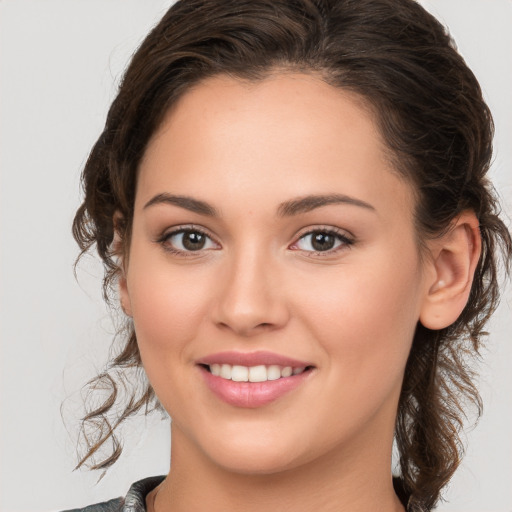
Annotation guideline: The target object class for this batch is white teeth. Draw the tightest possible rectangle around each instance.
[208,363,308,382]
[249,365,267,382]
[231,365,249,382]
[220,364,232,379]
[267,365,281,381]
[281,366,293,377]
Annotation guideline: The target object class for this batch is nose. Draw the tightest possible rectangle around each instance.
[212,246,290,337]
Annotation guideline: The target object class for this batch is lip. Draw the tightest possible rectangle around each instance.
[197,351,315,408]
[196,350,312,368]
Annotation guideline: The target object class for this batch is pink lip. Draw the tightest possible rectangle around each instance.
[196,351,315,408]
[197,350,311,368]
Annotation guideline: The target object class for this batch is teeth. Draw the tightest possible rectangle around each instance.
[220,364,232,379]
[281,366,292,378]
[267,365,281,381]
[248,365,267,382]
[207,363,307,382]
[231,365,249,382]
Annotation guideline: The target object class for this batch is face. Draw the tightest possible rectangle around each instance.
[121,73,432,475]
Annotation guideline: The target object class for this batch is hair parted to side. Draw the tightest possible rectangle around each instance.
[72,0,512,509]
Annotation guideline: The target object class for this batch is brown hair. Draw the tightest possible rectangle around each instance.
[72,0,512,509]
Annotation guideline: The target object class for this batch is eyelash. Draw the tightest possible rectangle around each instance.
[157,225,218,257]
[156,225,354,258]
[291,227,354,257]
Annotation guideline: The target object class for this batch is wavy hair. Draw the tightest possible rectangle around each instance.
[72,0,512,509]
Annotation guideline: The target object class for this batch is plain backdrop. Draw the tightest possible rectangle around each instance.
[1,1,511,511]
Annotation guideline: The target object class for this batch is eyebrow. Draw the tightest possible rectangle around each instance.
[277,194,376,217]
[144,193,219,216]
[143,192,376,217]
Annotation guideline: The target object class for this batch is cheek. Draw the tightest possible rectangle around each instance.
[293,251,423,386]
[125,260,217,419]
[130,276,195,342]
[125,250,214,370]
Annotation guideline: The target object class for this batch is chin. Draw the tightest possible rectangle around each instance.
[196,428,310,476]
[209,447,304,476]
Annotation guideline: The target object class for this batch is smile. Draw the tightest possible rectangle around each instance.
[197,351,315,408]
[206,363,307,382]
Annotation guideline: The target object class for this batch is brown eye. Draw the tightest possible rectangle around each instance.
[310,232,336,251]
[163,229,218,252]
[181,231,206,250]
[294,229,353,253]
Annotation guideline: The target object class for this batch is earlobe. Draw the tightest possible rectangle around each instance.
[119,275,133,317]
[419,211,481,330]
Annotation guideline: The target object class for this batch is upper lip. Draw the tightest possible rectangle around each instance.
[196,351,313,368]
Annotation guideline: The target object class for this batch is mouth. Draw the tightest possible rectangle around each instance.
[200,363,313,382]
[196,351,315,408]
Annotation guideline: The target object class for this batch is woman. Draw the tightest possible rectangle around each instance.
[68,0,512,511]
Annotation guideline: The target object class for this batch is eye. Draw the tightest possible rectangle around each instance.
[159,227,219,254]
[291,229,353,254]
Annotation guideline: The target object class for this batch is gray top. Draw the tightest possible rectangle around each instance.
[61,476,165,512]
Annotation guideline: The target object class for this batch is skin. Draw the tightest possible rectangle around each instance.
[119,73,481,512]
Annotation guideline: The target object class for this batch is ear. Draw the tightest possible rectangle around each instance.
[419,211,481,330]
[113,212,133,317]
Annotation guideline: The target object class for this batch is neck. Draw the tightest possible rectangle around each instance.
[151,423,405,512]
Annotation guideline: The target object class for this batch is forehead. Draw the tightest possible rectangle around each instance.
[136,73,414,221]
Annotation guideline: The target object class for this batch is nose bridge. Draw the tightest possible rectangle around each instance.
[214,239,288,336]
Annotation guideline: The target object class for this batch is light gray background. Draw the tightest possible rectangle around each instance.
[1,1,511,511]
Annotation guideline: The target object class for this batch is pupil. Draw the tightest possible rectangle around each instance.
[183,231,205,251]
[312,232,335,251]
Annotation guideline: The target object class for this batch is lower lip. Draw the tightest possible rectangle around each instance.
[199,366,313,408]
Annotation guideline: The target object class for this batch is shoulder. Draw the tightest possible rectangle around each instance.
[60,497,123,512]
[60,476,165,512]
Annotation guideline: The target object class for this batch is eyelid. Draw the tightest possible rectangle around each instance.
[289,226,355,255]
[156,224,221,256]
[155,223,354,257]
